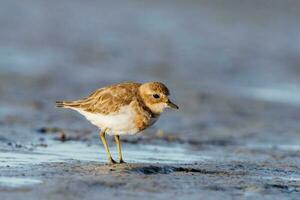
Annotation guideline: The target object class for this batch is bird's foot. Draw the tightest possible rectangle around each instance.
[108,158,117,165]
[119,159,126,164]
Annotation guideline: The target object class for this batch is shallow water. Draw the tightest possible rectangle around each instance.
[0,141,212,188]
[239,85,300,106]
[246,143,300,151]
[0,177,42,188]
[0,141,211,168]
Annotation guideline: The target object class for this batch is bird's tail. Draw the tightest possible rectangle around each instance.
[55,101,67,108]
[55,100,80,109]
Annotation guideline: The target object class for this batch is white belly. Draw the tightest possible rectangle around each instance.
[75,105,140,135]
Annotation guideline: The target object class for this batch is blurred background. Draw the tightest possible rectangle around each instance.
[1,0,300,143]
[2,0,300,198]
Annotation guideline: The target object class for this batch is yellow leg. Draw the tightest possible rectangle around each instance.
[114,135,125,163]
[100,129,116,164]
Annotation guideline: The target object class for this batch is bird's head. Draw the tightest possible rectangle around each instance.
[138,82,179,114]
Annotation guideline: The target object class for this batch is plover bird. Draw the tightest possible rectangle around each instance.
[56,82,178,164]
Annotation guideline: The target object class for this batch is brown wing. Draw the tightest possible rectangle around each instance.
[56,82,141,115]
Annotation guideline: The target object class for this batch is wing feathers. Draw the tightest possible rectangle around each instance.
[56,82,141,114]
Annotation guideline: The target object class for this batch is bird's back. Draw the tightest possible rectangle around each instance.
[56,82,142,114]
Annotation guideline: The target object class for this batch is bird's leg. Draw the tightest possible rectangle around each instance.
[100,129,116,164]
[114,135,125,163]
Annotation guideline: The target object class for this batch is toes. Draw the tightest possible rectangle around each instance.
[119,159,126,164]
[108,158,117,165]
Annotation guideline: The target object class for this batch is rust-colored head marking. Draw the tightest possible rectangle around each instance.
[139,82,178,114]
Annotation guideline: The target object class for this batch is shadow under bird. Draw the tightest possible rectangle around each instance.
[56,81,179,164]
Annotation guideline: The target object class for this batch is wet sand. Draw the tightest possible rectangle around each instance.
[1,0,300,199]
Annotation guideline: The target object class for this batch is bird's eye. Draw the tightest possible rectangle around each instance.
[153,94,160,99]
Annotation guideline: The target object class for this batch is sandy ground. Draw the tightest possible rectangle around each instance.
[1,0,300,199]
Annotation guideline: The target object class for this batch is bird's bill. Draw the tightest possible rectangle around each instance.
[167,100,179,109]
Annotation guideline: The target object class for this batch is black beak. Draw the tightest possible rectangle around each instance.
[167,100,179,109]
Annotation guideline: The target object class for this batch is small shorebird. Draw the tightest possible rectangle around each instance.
[56,82,178,164]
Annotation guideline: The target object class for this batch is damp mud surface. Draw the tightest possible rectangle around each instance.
[1,0,300,199]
